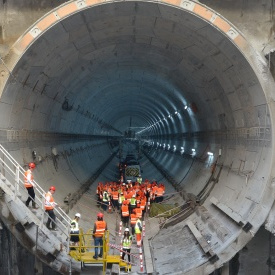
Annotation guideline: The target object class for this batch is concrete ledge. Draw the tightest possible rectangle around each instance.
[143,237,154,274]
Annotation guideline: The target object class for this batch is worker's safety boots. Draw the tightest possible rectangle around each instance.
[32,201,39,209]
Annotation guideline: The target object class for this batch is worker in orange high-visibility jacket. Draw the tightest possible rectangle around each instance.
[24,162,39,209]
[45,186,58,231]
[93,212,107,260]
[96,183,102,207]
[140,197,146,212]
[135,206,143,220]
[130,212,137,235]
[112,188,119,210]
[121,200,130,227]
[155,185,165,203]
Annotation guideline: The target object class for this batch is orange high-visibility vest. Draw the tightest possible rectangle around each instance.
[156,187,164,197]
[140,199,146,210]
[121,205,129,217]
[130,214,137,225]
[44,191,54,210]
[94,220,107,237]
[24,169,33,188]
[112,191,119,200]
[135,208,142,219]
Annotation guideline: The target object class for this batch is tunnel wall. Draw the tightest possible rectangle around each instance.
[0,220,61,275]
[0,0,275,274]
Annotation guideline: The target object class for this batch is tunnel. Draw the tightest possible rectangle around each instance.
[0,0,275,274]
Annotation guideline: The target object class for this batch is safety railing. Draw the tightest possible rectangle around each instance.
[0,144,71,239]
[69,229,110,271]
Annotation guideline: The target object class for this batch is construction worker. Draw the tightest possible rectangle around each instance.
[102,189,109,212]
[129,194,137,214]
[135,205,143,220]
[93,212,107,260]
[45,186,58,231]
[121,228,132,263]
[140,196,147,218]
[135,217,142,247]
[112,188,119,210]
[155,184,165,203]
[96,183,102,207]
[70,213,81,248]
[137,175,142,184]
[130,211,137,235]
[118,192,125,210]
[24,162,38,209]
[121,200,129,227]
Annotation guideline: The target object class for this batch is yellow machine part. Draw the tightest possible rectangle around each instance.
[69,229,132,271]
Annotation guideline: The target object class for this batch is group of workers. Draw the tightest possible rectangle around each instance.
[96,178,165,213]
[23,161,166,264]
[69,210,142,263]
[92,177,166,261]
[24,162,58,231]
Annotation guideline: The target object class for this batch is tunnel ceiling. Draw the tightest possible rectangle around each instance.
[1,0,268,140]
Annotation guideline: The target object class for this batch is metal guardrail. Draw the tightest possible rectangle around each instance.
[0,144,71,237]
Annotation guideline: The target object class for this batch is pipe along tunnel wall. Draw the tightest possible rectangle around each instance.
[1,0,275,274]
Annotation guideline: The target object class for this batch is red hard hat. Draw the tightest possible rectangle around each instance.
[97,212,104,218]
[29,162,36,169]
[49,186,56,191]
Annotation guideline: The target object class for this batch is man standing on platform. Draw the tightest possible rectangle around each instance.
[93,212,107,260]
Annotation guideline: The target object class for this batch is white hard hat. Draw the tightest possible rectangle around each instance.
[125,228,129,232]
[75,213,81,218]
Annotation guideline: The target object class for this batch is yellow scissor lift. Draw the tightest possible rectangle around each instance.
[69,229,131,272]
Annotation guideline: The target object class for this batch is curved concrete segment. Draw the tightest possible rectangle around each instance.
[0,0,275,274]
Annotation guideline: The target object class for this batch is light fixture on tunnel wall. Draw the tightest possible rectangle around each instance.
[173,145,177,152]
[184,105,188,110]
[207,152,213,156]
[180,147,184,154]
[219,149,222,156]
[175,111,178,114]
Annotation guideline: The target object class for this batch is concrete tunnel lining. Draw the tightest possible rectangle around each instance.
[0,0,275,274]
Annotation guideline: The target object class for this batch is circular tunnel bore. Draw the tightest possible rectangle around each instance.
[1,0,275,274]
